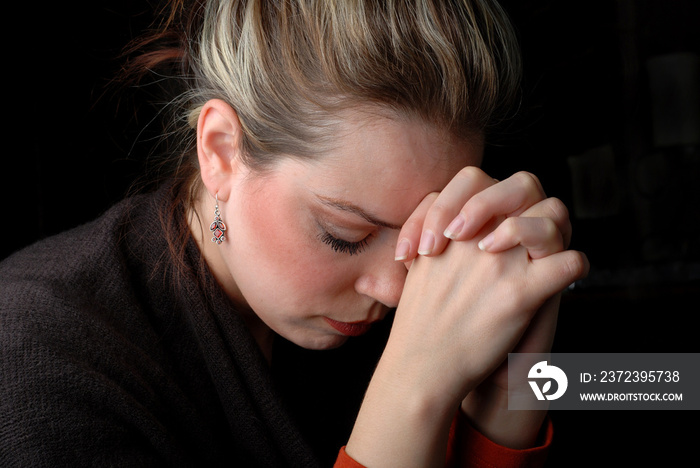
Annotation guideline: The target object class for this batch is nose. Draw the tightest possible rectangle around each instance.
[354,250,407,308]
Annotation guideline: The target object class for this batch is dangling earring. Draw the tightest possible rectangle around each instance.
[210,193,227,244]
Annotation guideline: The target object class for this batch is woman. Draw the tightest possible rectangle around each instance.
[0,1,588,467]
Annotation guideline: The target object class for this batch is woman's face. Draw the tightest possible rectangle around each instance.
[212,112,482,350]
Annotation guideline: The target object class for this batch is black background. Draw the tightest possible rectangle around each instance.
[5,1,700,466]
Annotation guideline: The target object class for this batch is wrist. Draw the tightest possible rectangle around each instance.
[461,384,547,449]
[345,352,459,467]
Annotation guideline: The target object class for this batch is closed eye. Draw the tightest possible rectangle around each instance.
[319,231,370,256]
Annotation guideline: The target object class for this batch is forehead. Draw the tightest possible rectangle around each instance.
[274,111,483,226]
[329,113,478,209]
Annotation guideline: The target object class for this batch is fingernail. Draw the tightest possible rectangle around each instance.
[444,214,465,239]
[395,238,410,261]
[478,232,494,251]
[417,230,435,255]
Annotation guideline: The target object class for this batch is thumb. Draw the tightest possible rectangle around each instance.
[528,250,589,299]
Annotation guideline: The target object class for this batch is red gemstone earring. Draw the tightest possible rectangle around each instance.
[210,193,227,244]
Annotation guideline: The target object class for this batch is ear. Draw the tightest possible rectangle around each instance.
[197,99,246,201]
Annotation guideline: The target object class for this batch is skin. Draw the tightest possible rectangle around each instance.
[192,102,478,353]
[191,99,589,465]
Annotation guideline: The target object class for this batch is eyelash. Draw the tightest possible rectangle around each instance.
[319,231,370,256]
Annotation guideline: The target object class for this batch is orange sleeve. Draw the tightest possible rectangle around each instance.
[334,412,552,468]
[447,411,553,468]
[334,446,366,468]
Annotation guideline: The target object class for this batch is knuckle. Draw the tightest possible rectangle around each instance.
[543,197,572,247]
[420,191,440,205]
[404,192,439,225]
[456,165,485,183]
[401,216,425,233]
[426,201,451,222]
[541,219,564,252]
[544,197,570,223]
[499,217,519,239]
[513,171,545,196]
[542,217,560,241]
[464,194,489,219]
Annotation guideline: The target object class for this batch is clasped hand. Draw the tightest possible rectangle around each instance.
[387,167,589,445]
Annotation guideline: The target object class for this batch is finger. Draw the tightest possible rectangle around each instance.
[518,197,573,249]
[528,250,589,301]
[417,166,496,256]
[456,171,547,241]
[394,192,438,262]
[478,217,564,259]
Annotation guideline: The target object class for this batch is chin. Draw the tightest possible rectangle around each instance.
[285,331,350,351]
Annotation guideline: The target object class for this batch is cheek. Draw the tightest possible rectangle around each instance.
[244,194,295,260]
[236,185,353,305]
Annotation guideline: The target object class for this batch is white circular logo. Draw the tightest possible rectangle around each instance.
[528,360,568,400]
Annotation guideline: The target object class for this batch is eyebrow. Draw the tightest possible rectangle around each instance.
[316,196,403,230]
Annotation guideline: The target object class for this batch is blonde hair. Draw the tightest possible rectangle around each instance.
[123,0,521,274]
[155,0,522,168]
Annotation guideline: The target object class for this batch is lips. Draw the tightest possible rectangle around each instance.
[323,317,374,337]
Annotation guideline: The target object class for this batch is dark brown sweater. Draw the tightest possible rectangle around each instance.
[0,186,387,467]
